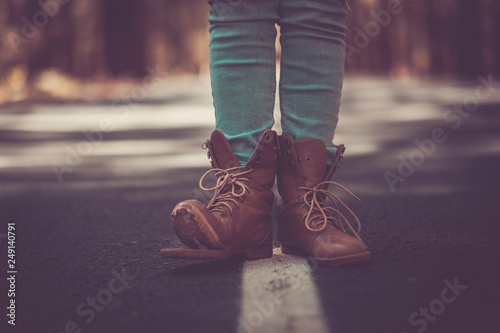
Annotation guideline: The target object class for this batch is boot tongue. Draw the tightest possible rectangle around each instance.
[294,139,327,187]
[208,130,241,170]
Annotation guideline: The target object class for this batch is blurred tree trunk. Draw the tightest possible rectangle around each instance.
[143,0,210,75]
[490,0,500,76]
[455,0,483,77]
[408,0,430,76]
[143,0,170,72]
[0,1,13,77]
[70,0,107,78]
[385,0,411,77]
[427,1,449,76]
[102,0,145,77]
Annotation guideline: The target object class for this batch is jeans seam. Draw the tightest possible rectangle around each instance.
[279,39,286,136]
[272,25,277,132]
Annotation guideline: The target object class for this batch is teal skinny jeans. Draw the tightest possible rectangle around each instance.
[208,0,348,164]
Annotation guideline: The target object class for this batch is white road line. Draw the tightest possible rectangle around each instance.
[237,248,329,333]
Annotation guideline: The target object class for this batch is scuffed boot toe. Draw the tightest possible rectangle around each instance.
[171,200,223,250]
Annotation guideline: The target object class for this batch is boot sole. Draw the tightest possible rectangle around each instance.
[161,243,273,260]
[280,244,370,267]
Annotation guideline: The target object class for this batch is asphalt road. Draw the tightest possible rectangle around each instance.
[1,75,499,333]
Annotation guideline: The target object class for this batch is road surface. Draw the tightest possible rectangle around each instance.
[1,75,499,333]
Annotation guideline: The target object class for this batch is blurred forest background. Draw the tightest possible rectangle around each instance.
[1,0,499,103]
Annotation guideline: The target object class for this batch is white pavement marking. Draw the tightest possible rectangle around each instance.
[237,248,329,333]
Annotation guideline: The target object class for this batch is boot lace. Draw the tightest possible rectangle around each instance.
[298,181,362,240]
[199,166,253,215]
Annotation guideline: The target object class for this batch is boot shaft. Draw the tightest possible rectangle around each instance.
[277,135,345,203]
[206,130,277,189]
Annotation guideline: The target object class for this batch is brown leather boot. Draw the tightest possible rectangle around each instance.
[161,129,277,259]
[276,135,370,266]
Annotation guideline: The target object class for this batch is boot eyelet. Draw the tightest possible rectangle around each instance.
[201,142,208,150]
[256,155,263,163]
[288,160,295,168]
[296,186,299,191]
[297,157,301,162]
[306,157,311,162]
[264,134,271,143]
[287,149,291,156]
[284,138,290,146]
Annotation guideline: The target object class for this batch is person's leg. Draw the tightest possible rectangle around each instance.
[278,0,348,164]
[274,1,369,266]
[208,0,280,165]
[161,1,282,260]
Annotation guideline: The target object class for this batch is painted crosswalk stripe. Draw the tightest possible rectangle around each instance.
[237,248,329,333]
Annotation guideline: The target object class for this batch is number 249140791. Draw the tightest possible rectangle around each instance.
[7,223,16,269]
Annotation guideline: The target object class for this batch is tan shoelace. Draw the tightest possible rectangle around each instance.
[199,166,253,215]
[298,181,362,240]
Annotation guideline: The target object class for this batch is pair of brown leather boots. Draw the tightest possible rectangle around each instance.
[161,130,370,267]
